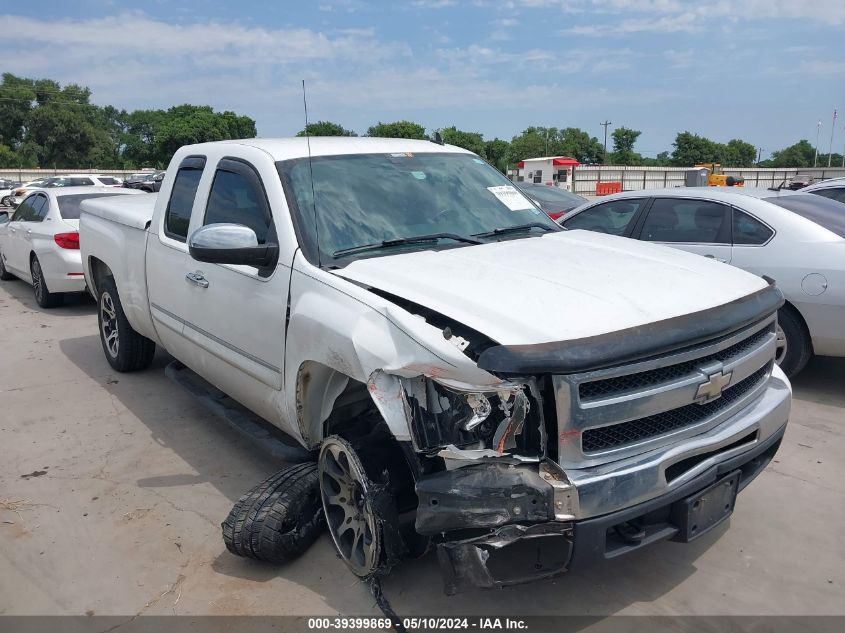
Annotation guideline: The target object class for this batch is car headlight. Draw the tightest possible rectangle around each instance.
[402,377,543,458]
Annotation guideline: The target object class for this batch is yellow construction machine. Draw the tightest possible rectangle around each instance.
[694,163,745,187]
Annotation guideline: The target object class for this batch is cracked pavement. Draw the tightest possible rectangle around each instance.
[0,278,843,617]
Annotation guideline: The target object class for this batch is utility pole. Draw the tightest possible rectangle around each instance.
[600,120,612,163]
[828,109,837,168]
[756,147,763,165]
[814,120,821,167]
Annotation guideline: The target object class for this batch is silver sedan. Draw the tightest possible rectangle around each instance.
[560,188,845,376]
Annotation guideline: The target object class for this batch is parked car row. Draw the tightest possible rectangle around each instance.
[559,187,845,376]
[123,171,165,192]
[0,187,144,307]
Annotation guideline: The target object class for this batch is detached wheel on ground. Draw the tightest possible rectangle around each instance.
[97,276,156,372]
[319,435,385,578]
[775,306,812,378]
[31,256,63,308]
[0,252,14,280]
[221,462,325,563]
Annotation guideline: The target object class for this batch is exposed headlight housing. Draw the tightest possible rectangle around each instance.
[402,377,544,459]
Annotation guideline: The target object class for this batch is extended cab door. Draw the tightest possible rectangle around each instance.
[145,156,207,357]
[633,197,733,264]
[178,153,291,397]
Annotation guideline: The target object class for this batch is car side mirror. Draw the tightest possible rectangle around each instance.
[154,174,164,181]
[0,211,8,225]
[188,223,278,268]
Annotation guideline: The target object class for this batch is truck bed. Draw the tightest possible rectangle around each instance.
[80,193,157,230]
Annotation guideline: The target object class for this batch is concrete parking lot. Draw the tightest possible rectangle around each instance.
[1,277,843,618]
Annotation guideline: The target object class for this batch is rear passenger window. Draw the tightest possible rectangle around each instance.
[733,209,773,245]
[203,159,271,244]
[811,188,845,204]
[12,196,39,221]
[164,157,206,242]
[641,199,729,244]
[563,198,645,236]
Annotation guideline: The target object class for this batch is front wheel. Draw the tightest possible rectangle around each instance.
[97,277,156,372]
[319,436,385,578]
[1,195,14,207]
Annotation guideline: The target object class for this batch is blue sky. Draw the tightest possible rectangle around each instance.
[2,0,844,158]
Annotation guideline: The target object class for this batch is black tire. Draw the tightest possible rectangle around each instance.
[776,306,812,378]
[0,251,14,280]
[222,462,324,563]
[1,195,13,207]
[31,256,63,308]
[97,276,156,372]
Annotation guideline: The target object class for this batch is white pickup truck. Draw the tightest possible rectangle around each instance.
[80,138,791,593]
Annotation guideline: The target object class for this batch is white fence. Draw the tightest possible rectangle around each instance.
[0,168,144,182]
[572,166,845,195]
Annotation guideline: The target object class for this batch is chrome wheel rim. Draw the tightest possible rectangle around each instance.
[32,259,43,302]
[100,291,119,358]
[775,325,788,366]
[319,438,380,577]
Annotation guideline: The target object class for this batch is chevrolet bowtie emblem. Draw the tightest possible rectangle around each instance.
[696,370,733,402]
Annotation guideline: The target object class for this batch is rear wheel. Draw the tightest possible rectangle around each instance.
[776,306,812,377]
[97,276,156,372]
[31,256,63,308]
[1,195,14,207]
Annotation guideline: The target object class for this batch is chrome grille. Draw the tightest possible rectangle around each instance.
[579,326,771,401]
[582,364,770,453]
[552,316,777,468]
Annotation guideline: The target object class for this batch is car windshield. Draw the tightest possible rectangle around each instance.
[765,194,845,238]
[519,184,585,206]
[277,152,559,265]
[56,193,128,220]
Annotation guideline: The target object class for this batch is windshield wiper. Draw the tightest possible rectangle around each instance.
[472,222,557,239]
[332,232,482,258]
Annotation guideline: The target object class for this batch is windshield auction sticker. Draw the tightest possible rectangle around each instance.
[487,185,534,211]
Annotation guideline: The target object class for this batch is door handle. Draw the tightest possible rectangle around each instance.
[185,271,209,288]
[704,254,727,263]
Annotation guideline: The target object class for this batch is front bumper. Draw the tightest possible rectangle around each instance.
[416,371,790,593]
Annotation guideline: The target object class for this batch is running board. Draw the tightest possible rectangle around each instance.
[165,361,313,464]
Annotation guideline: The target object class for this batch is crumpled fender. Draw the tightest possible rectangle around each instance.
[284,253,507,447]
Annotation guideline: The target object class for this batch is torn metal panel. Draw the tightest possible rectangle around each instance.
[436,523,573,595]
[367,371,412,441]
[415,462,555,535]
[295,361,350,447]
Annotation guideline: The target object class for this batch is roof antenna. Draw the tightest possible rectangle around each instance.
[433,130,444,145]
[302,79,322,268]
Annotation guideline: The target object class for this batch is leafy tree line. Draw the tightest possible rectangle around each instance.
[3,73,838,171]
[0,73,256,169]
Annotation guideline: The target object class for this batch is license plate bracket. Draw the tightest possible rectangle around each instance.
[670,469,741,543]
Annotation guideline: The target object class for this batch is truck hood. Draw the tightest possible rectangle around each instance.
[333,230,768,346]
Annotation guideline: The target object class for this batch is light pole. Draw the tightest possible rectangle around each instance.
[828,109,837,168]
[814,120,821,167]
[600,120,612,163]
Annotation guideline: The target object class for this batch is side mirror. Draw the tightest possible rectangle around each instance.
[189,223,278,268]
[153,174,164,182]
[0,211,8,225]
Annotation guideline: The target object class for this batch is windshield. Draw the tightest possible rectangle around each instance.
[519,184,585,206]
[765,194,845,238]
[56,193,128,220]
[277,152,559,265]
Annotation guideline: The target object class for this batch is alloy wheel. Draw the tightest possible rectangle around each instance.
[775,324,788,366]
[31,259,43,302]
[318,436,381,577]
[100,291,120,358]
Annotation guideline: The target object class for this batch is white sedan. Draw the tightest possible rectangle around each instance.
[0,187,144,308]
[560,188,845,376]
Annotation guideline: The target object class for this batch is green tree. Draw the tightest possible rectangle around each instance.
[765,140,815,168]
[671,131,723,166]
[0,73,37,148]
[723,139,757,167]
[611,127,642,165]
[507,126,605,166]
[367,120,426,139]
[484,138,510,172]
[153,105,256,167]
[297,121,356,136]
[439,126,486,156]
